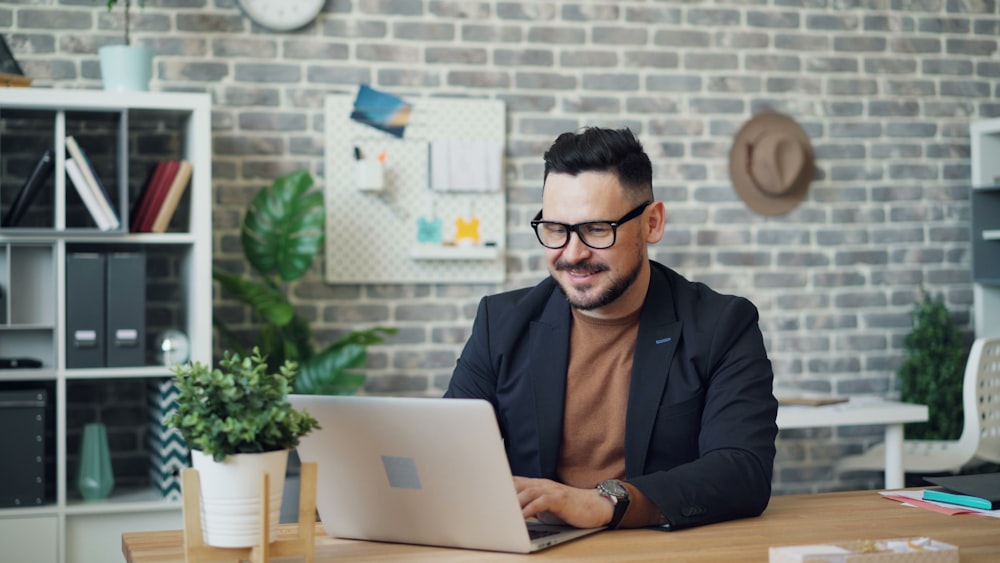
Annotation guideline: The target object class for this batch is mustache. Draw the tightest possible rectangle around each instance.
[555,260,608,274]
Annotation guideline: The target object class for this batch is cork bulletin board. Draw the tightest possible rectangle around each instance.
[324,93,506,284]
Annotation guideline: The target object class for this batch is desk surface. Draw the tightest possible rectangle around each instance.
[776,398,928,429]
[123,488,999,562]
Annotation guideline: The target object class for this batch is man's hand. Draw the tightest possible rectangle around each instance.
[513,476,614,529]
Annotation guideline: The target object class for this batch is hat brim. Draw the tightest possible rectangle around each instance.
[729,111,814,216]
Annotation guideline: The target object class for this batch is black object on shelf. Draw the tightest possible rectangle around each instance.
[0,389,47,507]
[2,148,55,227]
[0,357,43,369]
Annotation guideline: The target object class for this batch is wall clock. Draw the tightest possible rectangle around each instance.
[238,0,325,32]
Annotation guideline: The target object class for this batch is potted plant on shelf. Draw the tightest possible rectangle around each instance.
[98,0,153,91]
[213,169,396,396]
[165,347,320,548]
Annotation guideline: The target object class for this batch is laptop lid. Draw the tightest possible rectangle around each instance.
[288,395,602,553]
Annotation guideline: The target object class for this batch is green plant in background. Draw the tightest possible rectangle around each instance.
[898,291,968,441]
[102,1,143,46]
[166,348,320,462]
[213,169,396,395]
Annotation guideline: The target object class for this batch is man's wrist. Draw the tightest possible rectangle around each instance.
[596,479,630,529]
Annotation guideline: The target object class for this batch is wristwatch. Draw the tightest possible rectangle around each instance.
[596,479,631,529]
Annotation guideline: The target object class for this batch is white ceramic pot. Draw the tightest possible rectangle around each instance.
[190,449,288,548]
[98,45,153,92]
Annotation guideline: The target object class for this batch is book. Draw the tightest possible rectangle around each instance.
[923,473,1000,510]
[65,135,119,230]
[132,160,179,233]
[66,159,114,231]
[130,162,169,232]
[2,148,55,227]
[149,160,192,233]
[922,486,996,510]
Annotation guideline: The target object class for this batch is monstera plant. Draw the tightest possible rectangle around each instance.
[213,169,395,395]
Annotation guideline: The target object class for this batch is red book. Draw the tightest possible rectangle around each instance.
[131,160,179,233]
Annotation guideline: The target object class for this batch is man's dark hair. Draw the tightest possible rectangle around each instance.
[542,127,653,200]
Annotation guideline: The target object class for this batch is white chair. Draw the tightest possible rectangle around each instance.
[837,336,1000,477]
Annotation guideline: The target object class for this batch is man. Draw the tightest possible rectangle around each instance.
[444,127,778,531]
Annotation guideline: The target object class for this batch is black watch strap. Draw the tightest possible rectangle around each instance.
[597,479,631,529]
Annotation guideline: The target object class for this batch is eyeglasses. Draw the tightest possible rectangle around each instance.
[530,201,652,250]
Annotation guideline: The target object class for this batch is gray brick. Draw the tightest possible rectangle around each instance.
[829,78,878,95]
[941,80,991,97]
[775,34,830,52]
[653,29,711,48]
[716,30,769,49]
[234,63,300,83]
[834,250,889,266]
[813,272,866,288]
[426,47,487,64]
[777,252,830,267]
[308,66,372,85]
[806,57,858,73]
[646,75,701,92]
[871,143,922,159]
[561,50,617,68]
[886,79,936,96]
[806,14,860,31]
[947,38,998,57]
[322,19,388,38]
[767,77,821,94]
[624,51,679,69]
[918,16,971,34]
[746,54,801,72]
[359,0,425,17]
[450,69,510,88]
[582,73,638,91]
[593,26,648,46]
[429,1,491,19]
[460,23,521,42]
[562,4,619,21]
[495,48,554,67]
[160,60,229,82]
[357,43,421,62]
[922,59,974,76]
[515,71,573,89]
[833,36,886,52]
[561,96,620,113]
[526,26,584,44]
[497,2,557,21]
[374,69,436,90]
[625,6,683,24]
[805,316,859,331]
[889,37,941,54]
[684,52,738,71]
[394,22,455,41]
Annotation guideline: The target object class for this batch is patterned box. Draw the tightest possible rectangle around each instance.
[146,379,188,500]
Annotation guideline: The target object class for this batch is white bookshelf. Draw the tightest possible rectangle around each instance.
[0,89,211,563]
[970,118,1000,339]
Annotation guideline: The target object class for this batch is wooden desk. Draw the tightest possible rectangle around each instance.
[123,488,999,562]
[777,399,928,489]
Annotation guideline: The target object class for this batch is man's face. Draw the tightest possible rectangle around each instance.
[540,171,652,314]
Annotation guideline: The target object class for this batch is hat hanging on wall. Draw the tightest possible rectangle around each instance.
[729,110,815,216]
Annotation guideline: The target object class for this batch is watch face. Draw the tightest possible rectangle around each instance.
[239,0,325,31]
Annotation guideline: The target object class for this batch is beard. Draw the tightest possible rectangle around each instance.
[554,255,643,311]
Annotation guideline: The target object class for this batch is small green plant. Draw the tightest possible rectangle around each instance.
[102,0,144,46]
[166,347,320,462]
[213,169,396,395]
[898,291,968,441]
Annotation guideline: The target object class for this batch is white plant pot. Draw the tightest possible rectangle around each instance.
[191,449,288,548]
[98,45,153,92]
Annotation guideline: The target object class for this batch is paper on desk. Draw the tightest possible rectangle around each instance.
[880,489,1000,518]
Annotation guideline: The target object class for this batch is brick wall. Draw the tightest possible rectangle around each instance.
[5,0,998,494]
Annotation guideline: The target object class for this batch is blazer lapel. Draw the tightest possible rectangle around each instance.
[625,266,681,476]
[529,292,571,478]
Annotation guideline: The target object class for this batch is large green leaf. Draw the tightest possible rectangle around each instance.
[212,267,294,326]
[242,169,326,282]
[293,327,397,395]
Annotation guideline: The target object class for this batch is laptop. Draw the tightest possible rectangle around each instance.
[288,394,604,553]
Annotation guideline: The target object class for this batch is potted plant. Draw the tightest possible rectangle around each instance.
[98,0,153,91]
[213,169,396,396]
[898,290,968,441]
[166,347,320,548]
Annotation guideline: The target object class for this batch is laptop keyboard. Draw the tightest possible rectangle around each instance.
[527,528,561,540]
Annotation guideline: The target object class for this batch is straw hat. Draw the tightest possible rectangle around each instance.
[729,111,815,216]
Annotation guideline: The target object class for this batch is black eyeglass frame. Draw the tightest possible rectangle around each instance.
[530,201,653,250]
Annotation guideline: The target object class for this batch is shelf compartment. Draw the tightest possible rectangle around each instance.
[971,187,1000,283]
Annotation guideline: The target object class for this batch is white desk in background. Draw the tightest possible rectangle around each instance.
[776,398,929,489]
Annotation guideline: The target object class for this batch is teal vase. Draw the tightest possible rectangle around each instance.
[77,422,115,500]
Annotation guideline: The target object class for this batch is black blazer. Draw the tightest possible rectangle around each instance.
[445,261,778,529]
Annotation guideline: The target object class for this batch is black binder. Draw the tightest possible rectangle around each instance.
[66,253,106,368]
[2,148,55,227]
[105,252,146,367]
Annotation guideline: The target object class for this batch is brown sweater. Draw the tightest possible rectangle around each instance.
[557,308,664,528]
